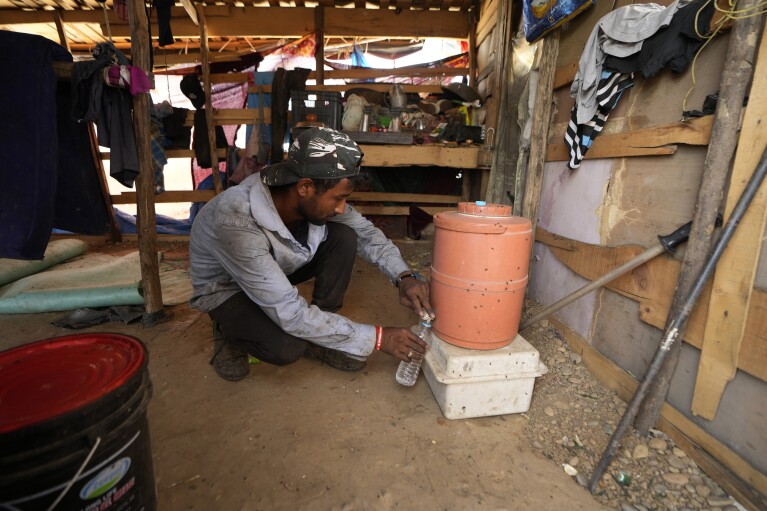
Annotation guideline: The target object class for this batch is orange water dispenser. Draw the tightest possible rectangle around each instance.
[430,201,532,350]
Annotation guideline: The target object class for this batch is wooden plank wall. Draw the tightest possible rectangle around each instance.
[475,0,499,134]
[525,0,767,502]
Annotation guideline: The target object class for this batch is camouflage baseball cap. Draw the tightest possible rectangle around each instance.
[261,127,363,186]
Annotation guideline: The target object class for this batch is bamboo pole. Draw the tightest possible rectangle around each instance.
[196,4,224,194]
[127,0,165,320]
[634,2,764,434]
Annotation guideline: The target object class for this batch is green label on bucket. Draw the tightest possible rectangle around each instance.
[80,457,131,500]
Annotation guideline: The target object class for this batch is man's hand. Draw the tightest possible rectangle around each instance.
[398,275,435,321]
[379,327,428,362]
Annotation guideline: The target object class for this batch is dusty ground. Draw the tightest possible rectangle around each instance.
[0,239,738,510]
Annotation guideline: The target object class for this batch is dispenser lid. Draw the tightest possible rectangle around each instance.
[458,201,511,216]
[434,202,531,234]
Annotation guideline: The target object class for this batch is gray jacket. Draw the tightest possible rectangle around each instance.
[188,173,410,356]
[571,0,688,124]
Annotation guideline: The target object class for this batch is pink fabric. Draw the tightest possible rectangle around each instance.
[191,81,248,188]
[102,65,152,95]
[129,66,152,95]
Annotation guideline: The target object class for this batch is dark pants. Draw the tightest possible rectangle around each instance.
[209,223,357,365]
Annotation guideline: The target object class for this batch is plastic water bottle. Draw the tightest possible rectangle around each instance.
[395,318,432,386]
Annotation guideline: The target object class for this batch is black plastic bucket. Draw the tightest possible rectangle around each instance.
[0,333,156,511]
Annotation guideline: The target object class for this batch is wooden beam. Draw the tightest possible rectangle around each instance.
[0,6,232,24]
[534,228,767,384]
[53,10,70,52]
[520,31,559,232]
[349,192,461,203]
[196,4,223,194]
[548,318,767,511]
[112,190,462,205]
[127,0,164,316]
[112,190,216,204]
[553,61,577,90]
[87,124,121,242]
[331,9,468,38]
[354,205,456,216]
[182,108,273,127]
[476,0,498,41]
[270,83,445,94]
[319,66,468,80]
[692,27,767,420]
[101,149,228,160]
[214,66,468,84]
[102,6,469,39]
[545,116,712,162]
[360,144,480,168]
[476,0,497,47]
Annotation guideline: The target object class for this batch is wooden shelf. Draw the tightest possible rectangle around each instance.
[111,190,462,205]
[360,144,481,168]
[103,145,483,168]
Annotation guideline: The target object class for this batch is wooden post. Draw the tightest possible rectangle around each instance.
[520,31,559,234]
[691,25,767,420]
[87,124,122,243]
[484,0,512,205]
[126,0,165,319]
[196,4,224,194]
[634,4,764,433]
[315,6,325,85]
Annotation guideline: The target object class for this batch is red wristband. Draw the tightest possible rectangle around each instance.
[375,326,383,351]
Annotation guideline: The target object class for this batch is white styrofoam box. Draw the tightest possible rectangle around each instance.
[422,336,547,420]
[428,332,541,379]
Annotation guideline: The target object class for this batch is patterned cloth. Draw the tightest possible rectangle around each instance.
[564,71,634,170]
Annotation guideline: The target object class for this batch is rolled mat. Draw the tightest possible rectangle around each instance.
[0,239,88,287]
[0,252,144,313]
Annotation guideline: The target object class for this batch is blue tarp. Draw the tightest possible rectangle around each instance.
[113,207,192,235]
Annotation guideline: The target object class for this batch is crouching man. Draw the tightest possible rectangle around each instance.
[189,127,435,381]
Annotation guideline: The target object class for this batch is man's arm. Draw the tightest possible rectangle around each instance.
[330,205,435,319]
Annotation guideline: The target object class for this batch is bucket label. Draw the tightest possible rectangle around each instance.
[80,457,131,500]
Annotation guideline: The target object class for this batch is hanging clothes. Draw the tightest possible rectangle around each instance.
[155,0,175,47]
[270,67,311,164]
[565,71,634,169]
[603,0,715,78]
[71,42,140,188]
[0,31,71,259]
[571,0,689,125]
[565,0,712,169]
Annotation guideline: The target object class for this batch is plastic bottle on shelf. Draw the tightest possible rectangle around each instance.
[395,317,432,387]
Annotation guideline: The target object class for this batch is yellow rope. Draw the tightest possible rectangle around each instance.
[682,0,766,113]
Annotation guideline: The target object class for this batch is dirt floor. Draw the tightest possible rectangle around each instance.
[0,239,739,510]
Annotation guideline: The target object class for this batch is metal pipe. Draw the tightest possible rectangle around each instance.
[588,146,767,493]
[521,221,693,331]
